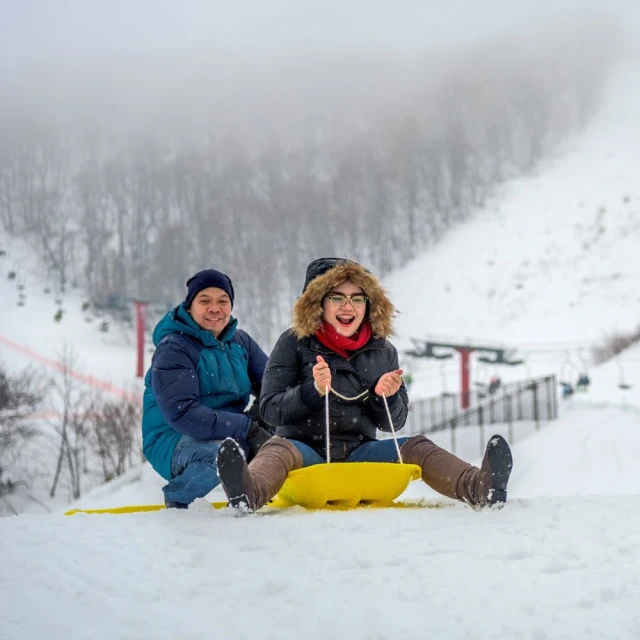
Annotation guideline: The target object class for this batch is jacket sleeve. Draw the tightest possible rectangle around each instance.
[259,331,323,427]
[243,331,269,399]
[151,337,252,441]
[363,344,409,432]
[239,330,270,428]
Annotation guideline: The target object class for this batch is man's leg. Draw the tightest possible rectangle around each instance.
[217,437,306,512]
[163,435,249,507]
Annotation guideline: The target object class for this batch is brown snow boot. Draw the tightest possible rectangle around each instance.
[400,434,513,507]
[217,437,303,513]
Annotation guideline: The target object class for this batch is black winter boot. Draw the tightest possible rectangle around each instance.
[164,498,189,510]
[217,438,256,514]
[477,435,513,507]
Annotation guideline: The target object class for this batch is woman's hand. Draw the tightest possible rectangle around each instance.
[375,369,404,398]
[313,355,332,396]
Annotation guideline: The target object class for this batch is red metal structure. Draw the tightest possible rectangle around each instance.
[134,301,149,378]
[407,339,523,409]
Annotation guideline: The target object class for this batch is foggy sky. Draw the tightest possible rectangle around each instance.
[2,0,639,67]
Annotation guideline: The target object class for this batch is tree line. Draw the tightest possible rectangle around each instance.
[0,20,623,350]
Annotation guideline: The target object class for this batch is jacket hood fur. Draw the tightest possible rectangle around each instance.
[292,261,395,339]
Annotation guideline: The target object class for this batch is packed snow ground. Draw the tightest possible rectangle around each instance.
[2,56,640,640]
[4,494,640,640]
[2,395,640,640]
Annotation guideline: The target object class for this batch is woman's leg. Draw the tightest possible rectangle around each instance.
[288,440,325,467]
[345,438,411,463]
[401,434,513,507]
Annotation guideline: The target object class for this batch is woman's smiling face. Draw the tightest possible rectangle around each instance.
[321,280,367,338]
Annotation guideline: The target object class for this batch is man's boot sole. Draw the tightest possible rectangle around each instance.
[217,438,254,514]
[486,435,513,506]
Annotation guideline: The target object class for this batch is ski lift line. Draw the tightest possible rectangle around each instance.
[408,343,602,356]
[414,335,602,348]
[408,337,604,358]
[0,334,134,400]
[517,346,593,354]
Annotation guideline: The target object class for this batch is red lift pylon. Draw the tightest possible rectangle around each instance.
[407,339,524,409]
[133,300,149,378]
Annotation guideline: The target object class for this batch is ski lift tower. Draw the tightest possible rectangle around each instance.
[407,339,524,409]
[131,299,150,378]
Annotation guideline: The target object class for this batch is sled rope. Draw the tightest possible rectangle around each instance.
[324,391,331,463]
[323,386,403,464]
[381,393,404,464]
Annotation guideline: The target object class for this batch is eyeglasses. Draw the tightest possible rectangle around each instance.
[324,294,369,308]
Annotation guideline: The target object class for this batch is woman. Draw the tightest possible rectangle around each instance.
[142,269,272,509]
[216,258,513,513]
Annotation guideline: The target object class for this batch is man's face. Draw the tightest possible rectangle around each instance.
[188,287,231,336]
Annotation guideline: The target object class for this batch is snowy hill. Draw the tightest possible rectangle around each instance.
[390,59,640,346]
[3,51,640,640]
[0,231,139,390]
[388,59,640,400]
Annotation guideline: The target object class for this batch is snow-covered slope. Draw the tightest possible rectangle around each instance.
[0,231,139,391]
[3,51,640,640]
[386,60,640,401]
[388,60,640,349]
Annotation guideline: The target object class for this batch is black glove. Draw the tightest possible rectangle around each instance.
[246,421,272,458]
[246,399,273,432]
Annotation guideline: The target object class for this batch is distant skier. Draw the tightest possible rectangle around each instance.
[488,376,502,395]
[576,373,590,392]
[216,258,513,513]
[560,381,574,399]
[142,269,272,509]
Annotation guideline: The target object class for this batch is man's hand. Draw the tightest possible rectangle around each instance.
[246,421,272,457]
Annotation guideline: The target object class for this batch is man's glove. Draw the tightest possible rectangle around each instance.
[246,421,272,458]
[246,399,273,431]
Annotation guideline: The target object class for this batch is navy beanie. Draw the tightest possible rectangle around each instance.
[184,269,235,309]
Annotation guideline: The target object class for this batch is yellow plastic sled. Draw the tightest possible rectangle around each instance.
[273,462,421,509]
[65,462,421,515]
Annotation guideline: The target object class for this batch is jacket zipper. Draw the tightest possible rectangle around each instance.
[218,340,239,393]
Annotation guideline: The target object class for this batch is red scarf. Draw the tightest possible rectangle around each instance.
[315,320,373,359]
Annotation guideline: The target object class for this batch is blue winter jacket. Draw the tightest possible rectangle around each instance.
[142,304,268,480]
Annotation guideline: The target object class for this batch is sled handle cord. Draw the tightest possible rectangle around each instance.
[382,393,404,464]
[322,385,402,464]
[323,386,368,464]
[324,391,331,464]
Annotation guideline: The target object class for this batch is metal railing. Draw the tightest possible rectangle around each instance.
[402,375,558,454]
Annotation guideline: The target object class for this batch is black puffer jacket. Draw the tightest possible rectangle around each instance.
[259,259,409,460]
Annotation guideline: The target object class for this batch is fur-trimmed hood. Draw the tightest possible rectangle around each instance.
[292,260,395,339]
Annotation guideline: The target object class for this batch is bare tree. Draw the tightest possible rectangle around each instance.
[0,362,45,498]
[92,395,143,483]
[48,348,95,500]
